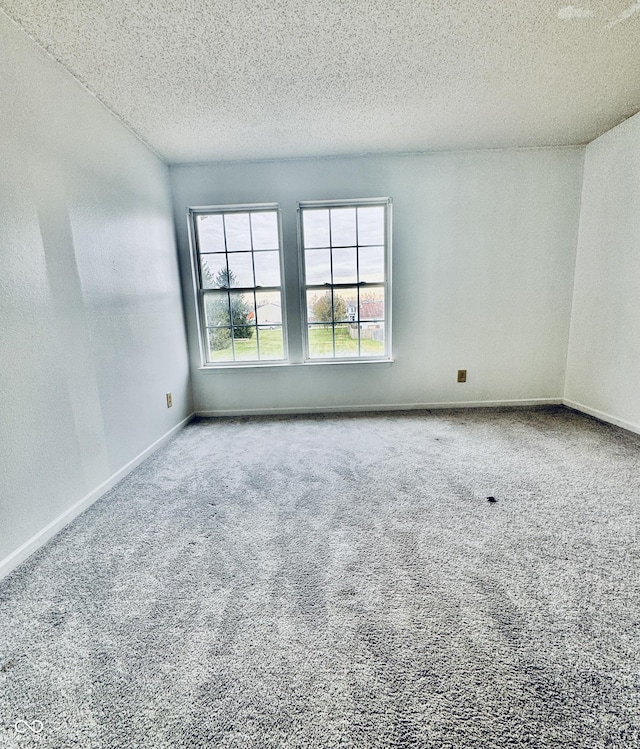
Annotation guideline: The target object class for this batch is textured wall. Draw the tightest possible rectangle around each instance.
[565,112,640,434]
[170,147,584,415]
[0,14,191,567]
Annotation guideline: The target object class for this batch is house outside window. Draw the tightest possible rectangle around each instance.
[298,198,392,362]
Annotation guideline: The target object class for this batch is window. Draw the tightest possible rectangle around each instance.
[188,205,286,364]
[188,198,392,368]
[299,198,392,361]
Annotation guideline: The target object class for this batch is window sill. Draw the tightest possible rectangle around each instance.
[301,357,393,367]
[198,358,394,372]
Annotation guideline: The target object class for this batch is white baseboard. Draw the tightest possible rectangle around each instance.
[562,399,640,437]
[196,398,562,418]
[0,413,195,582]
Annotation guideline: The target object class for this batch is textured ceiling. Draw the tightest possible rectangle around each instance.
[2,0,640,164]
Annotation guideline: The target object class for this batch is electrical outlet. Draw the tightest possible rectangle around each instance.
[457,369,467,383]
[166,393,173,408]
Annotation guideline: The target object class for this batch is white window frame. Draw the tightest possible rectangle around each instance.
[187,203,288,368]
[297,197,392,363]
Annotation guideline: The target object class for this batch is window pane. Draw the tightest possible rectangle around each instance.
[200,254,227,289]
[299,199,389,362]
[256,291,282,325]
[334,288,358,323]
[360,321,385,356]
[254,251,281,287]
[251,211,279,250]
[335,324,359,358]
[307,290,333,323]
[360,288,385,321]
[227,252,254,288]
[332,247,357,284]
[357,206,385,246]
[303,209,330,248]
[233,327,258,360]
[305,249,331,285]
[197,214,225,252]
[204,292,230,327]
[194,205,288,364]
[207,328,232,361]
[229,291,256,327]
[308,324,334,358]
[330,207,356,246]
[224,213,251,251]
[258,326,284,360]
[358,246,385,283]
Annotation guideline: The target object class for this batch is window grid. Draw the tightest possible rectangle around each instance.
[191,206,285,365]
[355,213,360,358]
[300,200,391,362]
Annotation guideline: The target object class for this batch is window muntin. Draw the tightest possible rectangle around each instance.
[190,205,286,365]
[299,199,391,361]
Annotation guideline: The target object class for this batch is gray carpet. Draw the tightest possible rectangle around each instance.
[1,406,639,748]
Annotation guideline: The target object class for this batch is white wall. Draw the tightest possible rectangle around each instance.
[565,112,640,434]
[171,148,584,415]
[0,13,191,573]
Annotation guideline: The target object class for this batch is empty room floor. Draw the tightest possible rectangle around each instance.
[1,407,639,748]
